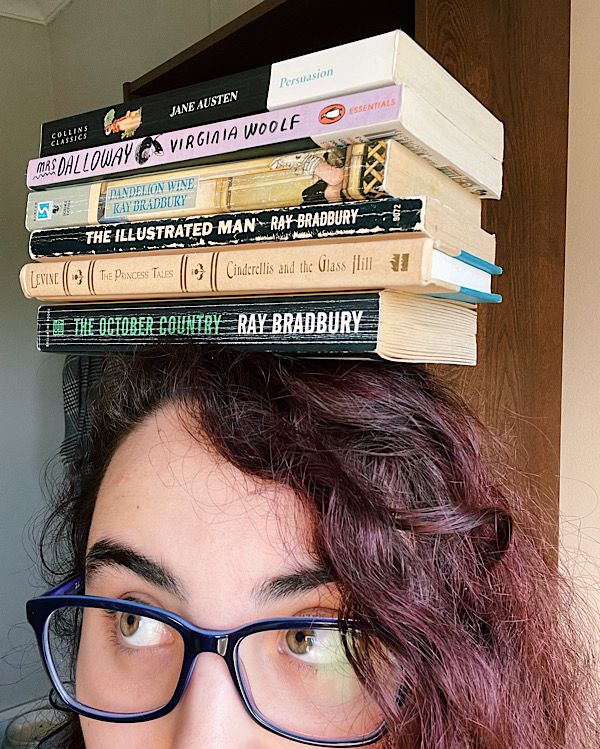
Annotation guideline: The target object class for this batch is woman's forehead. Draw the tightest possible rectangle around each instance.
[88,405,318,618]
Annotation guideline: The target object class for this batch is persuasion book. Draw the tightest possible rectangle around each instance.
[28,196,495,265]
[27,85,502,198]
[36,291,478,365]
[20,236,502,304]
[40,30,502,160]
[26,140,483,232]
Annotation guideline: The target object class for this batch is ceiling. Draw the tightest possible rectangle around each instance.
[0,0,73,24]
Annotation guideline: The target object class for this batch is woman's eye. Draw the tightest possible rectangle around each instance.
[286,629,315,656]
[283,628,346,667]
[117,612,171,648]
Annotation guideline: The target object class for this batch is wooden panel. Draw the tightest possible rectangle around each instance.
[125,0,414,99]
[123,0,570,548]
[416,0,570,545]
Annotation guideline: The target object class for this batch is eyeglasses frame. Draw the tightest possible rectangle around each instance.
[26,575,386,748]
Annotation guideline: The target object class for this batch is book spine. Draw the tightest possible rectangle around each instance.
[26,141,390,231]
[36,294,381,354]
[21,238,442,301]
[27,85,499,197]
[29,198,425,259]
[40,67,272,157]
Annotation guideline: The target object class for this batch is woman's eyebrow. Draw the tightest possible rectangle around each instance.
[253,565,337,605]
[85,538,187,601]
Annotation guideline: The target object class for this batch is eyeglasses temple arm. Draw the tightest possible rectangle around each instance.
[42,574,84,597]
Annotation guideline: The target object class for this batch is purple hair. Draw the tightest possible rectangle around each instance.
[39,345,599,748]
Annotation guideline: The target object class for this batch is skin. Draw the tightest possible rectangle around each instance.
[80,404,362,748]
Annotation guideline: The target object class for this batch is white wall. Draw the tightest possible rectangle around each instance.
[560,0,600,626]
[0,16,61,711]
[47,0,262,119]
[0,0,262,715]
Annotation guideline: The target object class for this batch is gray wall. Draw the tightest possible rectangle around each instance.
[0,16,60,710]
[0,0,261,714]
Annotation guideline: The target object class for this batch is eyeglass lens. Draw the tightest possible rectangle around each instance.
[237,628,384,741]
[45,605,384,742]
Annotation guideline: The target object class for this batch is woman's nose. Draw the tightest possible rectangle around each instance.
[168,651,271,748]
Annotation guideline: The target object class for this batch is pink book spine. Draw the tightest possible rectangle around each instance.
[27,86,404,189]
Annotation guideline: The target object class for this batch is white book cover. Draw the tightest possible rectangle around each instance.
[268,30,504,161]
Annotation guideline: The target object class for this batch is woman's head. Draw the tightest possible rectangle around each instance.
[38,346,598,748]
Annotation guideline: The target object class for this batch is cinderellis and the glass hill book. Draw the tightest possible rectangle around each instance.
[20,236,502,304]
[36,291,478,365]
[27,85,502,197]
[39,30,502,160]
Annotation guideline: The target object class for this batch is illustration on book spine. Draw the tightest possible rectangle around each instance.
[104,108,143,139]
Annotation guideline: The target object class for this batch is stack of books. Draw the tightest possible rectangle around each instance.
[20,30,503,364]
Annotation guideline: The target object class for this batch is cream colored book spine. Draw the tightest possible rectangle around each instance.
[20,237,480,302]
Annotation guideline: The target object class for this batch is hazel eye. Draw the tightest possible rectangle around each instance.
[286,629,316,656]
[117,612,172,648]
[282,628,349,669]
[120,612,140,637]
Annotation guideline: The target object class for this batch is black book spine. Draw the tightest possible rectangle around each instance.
[29,198,424,260]
[40,66,272,157]
[37,293,381,355]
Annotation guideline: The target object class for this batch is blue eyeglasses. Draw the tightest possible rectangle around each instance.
[26,576,386,747]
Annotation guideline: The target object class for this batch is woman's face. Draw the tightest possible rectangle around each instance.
[80,404,350,748]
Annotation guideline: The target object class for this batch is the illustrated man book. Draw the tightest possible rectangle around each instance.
[20,236,502,304]
[27,85,503,197]
[36,291,478,365]
[39,30,502,161]
[28,197,491,264]
[26,139,484,234]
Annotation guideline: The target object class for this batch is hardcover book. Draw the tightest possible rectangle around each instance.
[27,85,503,197]
[28,196,495,265]
[36,291,478,364]
[26,140,484,233]
[39,30,502,161]
[20,236,502,304]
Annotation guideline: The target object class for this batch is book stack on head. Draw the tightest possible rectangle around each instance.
[20,30,504,364]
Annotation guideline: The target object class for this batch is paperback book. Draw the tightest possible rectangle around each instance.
[28,198,426,259]
[20,236,502,303]
[36,291,478,365]
[28,85,503,197]
[40,30,502,160]
[26,140,483,232]
[28,196,495,265]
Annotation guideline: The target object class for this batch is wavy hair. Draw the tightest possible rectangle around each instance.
[38,345,599,748]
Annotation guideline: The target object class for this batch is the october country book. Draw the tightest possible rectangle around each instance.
[36,290,478,365]
[20,236,502,304]
[40,30,502,161]
[28,85,503,198]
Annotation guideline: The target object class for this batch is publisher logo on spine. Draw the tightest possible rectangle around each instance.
[319,104,346,125]
[36,201,54,221]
